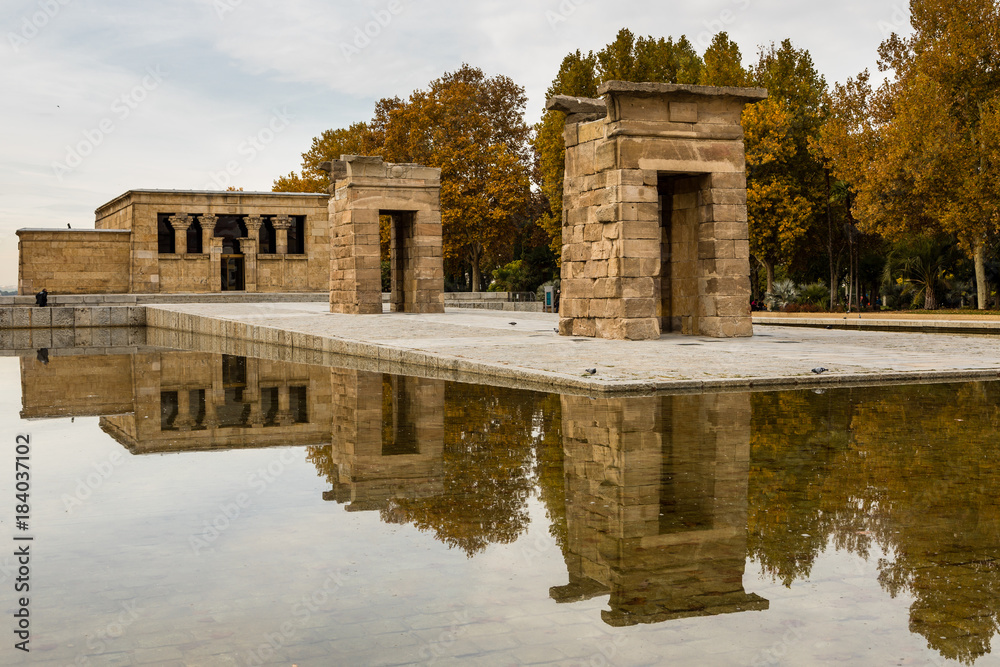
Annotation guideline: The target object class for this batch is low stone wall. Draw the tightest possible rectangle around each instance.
[0,306,145,330]
[443,292,542,312]
[17,229,131,295]
[0,292,329,306]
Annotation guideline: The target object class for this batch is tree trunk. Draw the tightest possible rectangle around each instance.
[974,239,987,310]
[924,284,936,310]
[764,260,775,296]
[471,261,481,293]
[826,170,836,310]
[467,244,484,293]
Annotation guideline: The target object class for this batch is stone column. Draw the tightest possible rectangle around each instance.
[203,387,218,430]
[276,385,293,426]
[245,357,262,427]
[175,389,193,432]
[199,215,218,255]
[273,215,293,254]
[243,215,262,292]
[168,215,193,255]
[208,236,223,291]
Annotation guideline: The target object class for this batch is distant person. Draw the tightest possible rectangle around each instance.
[35,288,48,307]
[553,288,560,311]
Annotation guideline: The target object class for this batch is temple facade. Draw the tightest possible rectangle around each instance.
[17,189,330,295]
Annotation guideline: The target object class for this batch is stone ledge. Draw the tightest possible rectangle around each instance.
[141,304,1000,396]
[754,316,1000,334]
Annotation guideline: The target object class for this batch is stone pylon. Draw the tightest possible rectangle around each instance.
[551,82,767,340]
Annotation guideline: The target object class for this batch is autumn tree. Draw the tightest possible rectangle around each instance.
[272,122,378,193]
[744,40,828,294]
[818,0,1000,309]
[379,65,532,291]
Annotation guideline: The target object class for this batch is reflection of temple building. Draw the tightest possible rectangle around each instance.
[20,351,332,453]
[553,393,768,626]
[321,369,444,511]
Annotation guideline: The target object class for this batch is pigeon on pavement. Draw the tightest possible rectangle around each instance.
[811,367,828,374]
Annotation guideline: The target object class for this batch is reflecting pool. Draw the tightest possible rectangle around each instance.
[4,345,1000,666]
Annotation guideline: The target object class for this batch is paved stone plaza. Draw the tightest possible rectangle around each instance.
[143,302,1000,393]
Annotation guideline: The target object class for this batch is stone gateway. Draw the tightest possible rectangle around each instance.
[550,81,767,340]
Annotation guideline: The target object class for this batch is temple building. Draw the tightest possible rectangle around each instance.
[17,189,330,295]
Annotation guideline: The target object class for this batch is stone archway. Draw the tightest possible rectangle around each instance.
[549,82,768,340]
[325,156,445,315]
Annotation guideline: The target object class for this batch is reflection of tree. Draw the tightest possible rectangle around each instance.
[749,381,1000,664]
[306,444,335,483]
[382,383,550,556]
[748,388,854,585]
[533,394,566,553]
[307,378,561,558]
[839,382,1000,664]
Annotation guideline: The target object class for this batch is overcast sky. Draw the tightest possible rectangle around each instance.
[0,0,911,287]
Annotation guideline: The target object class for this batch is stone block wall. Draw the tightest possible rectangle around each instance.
[91,190,330,294]
[20,353,134,419]
[17,229,131,295]
[329,156,445,315]
[554,82,766,340]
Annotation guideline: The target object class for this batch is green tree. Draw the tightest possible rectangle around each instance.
[700,32,747,87]
[532,50,599,259]
[534,29,704,262]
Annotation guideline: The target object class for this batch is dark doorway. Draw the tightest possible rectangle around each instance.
[215,215,247,291]
[381,375,418,456]
[383,210,417,312]
[221,256,245,291]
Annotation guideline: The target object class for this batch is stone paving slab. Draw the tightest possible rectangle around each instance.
[145,302,1000,394]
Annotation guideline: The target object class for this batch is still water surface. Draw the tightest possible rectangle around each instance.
[3,348,1000,666]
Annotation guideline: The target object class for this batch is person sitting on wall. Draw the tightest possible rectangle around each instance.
[35,288,48,307]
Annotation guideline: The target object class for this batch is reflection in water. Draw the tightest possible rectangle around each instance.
[312,369,562,556]
[750,383,1000,664]
[554,393,768,626]
[20,350,331,452]
[17,347,1000,663]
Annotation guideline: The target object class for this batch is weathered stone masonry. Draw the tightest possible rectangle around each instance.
[326,155,445,315]
[551,82,767,340]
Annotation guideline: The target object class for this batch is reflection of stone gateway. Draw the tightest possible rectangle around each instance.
[553,392,768,625]
[550,82,768,340]
[322,369,445,511]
